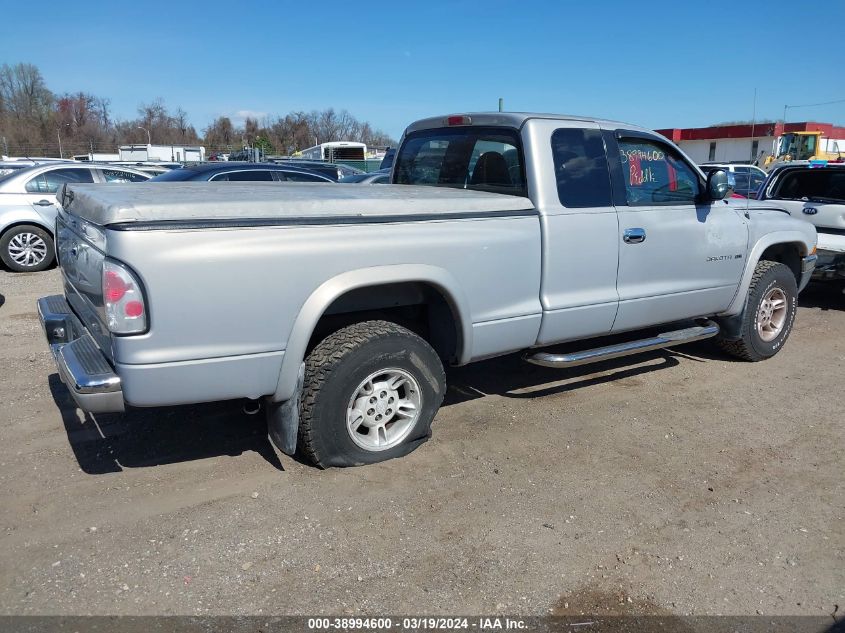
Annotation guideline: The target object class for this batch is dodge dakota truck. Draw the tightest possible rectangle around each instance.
[38,112,818,468]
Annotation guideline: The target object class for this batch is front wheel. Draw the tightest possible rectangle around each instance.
[298,320,446,468]
[0,225,55,272]
[717,260,798,361]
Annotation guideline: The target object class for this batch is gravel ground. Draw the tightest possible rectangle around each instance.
[0,268,842,618]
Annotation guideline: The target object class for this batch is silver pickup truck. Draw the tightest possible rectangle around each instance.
[38,112,818,468]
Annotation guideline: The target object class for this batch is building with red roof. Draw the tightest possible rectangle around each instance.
[654,121,845,165]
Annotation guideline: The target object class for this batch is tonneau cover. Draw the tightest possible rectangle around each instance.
[59,182,535,226]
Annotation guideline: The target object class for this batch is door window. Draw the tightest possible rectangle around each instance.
[282,171,330,182]
[210,170,274,181]
[25,168,95,193]
[550,128,612,207]
[617,139,700,205]
[101,169,148,183]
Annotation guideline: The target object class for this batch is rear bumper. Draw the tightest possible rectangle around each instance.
[37,295,125,414]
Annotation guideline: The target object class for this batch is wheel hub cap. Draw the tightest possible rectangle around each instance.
[756,287,787,342]
[8,233,47,267]
[346,368,422,452]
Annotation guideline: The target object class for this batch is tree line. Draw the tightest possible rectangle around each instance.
[0,62,396,158]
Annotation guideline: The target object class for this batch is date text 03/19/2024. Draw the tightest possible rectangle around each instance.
[306,617,528,630]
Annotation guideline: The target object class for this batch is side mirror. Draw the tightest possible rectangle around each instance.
[707,169,730,200]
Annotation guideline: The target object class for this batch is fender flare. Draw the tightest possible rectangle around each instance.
[270,264,473,403]
[720,230,813,316]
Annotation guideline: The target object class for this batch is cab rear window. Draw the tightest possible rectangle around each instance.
[394,127,527,197]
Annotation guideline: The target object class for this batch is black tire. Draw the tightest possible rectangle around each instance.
[0,224,55,272]
[717,260,798,361]
[298,320,446,468]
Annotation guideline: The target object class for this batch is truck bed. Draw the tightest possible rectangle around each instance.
[59,182,535,227]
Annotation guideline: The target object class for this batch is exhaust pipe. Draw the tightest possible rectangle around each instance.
[243,399,261,415]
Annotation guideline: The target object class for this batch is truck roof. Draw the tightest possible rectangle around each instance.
[404,112,654,136]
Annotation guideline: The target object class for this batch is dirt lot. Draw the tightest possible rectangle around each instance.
[0,268,842,618]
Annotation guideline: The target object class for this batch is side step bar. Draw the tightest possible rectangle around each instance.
[525,320,720,369]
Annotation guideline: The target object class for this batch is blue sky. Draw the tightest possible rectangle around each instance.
[2,0,843,140]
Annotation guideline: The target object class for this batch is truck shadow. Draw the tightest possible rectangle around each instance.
[798,281,845,310]
[49,338,723,475]
[48,374,284,475]
[443,344,692,407]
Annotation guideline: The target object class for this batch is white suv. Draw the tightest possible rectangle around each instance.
[758,163,845,281]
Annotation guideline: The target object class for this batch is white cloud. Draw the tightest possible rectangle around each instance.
[228,109,268,125]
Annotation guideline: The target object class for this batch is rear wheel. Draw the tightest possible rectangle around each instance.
[0,225,54,272]
[298,320,446,468]
[717,260,798,361]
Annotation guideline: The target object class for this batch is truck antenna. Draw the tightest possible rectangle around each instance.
[748,88,756,213]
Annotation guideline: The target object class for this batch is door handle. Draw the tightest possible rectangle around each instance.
[623,228,646,244]
[34,199,54,207]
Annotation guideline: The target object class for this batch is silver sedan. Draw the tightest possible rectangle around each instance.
[0,163,149,272]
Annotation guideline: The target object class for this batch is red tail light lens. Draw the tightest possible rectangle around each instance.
[102,260,147,334]
[104,270,127,302]
[124,301,144,318]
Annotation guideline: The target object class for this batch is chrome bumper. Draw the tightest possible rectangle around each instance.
[37,295,124,414]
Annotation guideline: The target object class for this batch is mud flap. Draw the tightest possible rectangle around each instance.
[716,312,745,341]
[266,363,304,456]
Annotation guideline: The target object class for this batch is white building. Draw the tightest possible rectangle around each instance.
[655,121,845,165]
[118,144,205,162]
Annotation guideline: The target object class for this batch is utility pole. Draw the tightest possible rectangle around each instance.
[56,123,69,159]
[137,126,151,146]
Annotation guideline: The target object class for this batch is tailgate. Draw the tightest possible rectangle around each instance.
[56,210,113,362]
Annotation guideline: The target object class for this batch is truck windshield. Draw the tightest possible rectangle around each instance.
[394,127,527,197]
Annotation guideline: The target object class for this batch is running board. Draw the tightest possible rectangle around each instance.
[525,320,720,369]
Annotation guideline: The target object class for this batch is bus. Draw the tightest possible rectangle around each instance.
[300,142,367,162]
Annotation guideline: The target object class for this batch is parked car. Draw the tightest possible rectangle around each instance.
[380,147,396,171]
[0,161,40,177]
[757,162,845,281]
[125,164,171,177]
[270,160,365,181]
[0,163,150,272]
[0,158,75,176]
[148,162,335,183]
[110,161,182,171]
[699,163,767,198]
[339,171,390,184]
[38,112,816,469]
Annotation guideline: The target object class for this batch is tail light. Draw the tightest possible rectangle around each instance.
[446,115,472,126]
[103,260,147,334]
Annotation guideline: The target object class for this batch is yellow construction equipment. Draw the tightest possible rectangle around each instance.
[765,130,845,169]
